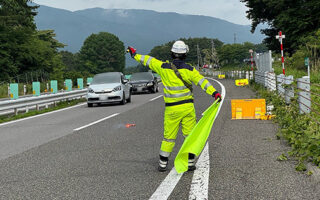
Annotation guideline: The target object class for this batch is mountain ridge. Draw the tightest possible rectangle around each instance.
[34,4,265,66]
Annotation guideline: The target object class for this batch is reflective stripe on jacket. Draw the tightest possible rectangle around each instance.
[134,54,217,104]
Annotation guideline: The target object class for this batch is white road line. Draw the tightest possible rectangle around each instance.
[189,78,226,199]
[149,78,226,200]
[149,168,183,200]
[189,143,210,200]
[150,95,163,101]
[73,113,119,131]
[0,103,87,127]
[209,78,226,121]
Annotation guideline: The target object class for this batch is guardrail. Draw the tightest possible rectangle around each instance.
[0,89,87,116]
[207,69,320,127]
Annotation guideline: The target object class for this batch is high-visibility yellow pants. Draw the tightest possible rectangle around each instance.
[160,103,196,157]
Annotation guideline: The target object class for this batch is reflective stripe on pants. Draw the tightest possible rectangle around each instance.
[160,103,196,155]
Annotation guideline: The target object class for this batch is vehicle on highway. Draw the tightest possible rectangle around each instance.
[87,72,132,107]
[153,73,161,82]
[129,72,159,94]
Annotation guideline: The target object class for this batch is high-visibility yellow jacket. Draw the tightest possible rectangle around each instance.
[134,54,217,106]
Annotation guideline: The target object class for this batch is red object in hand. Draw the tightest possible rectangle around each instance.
[127,46,137,58]
[213,91,222,102]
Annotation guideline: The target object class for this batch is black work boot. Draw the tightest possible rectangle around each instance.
[158,155,169,172]
[188,153,196,171]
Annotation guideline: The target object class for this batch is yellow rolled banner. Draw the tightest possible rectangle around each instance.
[174,100,220,174]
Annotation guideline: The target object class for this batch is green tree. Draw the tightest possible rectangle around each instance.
[78,32,125,74]
[149,37,223,66]
[0,1,66,83]
[218,42,255,65]
[241,0,320,54]
[0,0,38,81]
[60,51,79,71]
[60,51,94,82]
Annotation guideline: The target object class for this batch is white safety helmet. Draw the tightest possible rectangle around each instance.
[171,40,189,54]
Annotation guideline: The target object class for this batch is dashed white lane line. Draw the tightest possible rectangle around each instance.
[188,78,226,199]
[150,95,163,101]
[73,113,119,131]
[0,103,87,127]
[149,168,183,200]
[149,78,226,200]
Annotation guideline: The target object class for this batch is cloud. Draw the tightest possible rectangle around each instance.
[33,0,250,25]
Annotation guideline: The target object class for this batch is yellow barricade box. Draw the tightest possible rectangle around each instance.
[218,75,225,79]
[235,79,249,86]
[231,99,266,120]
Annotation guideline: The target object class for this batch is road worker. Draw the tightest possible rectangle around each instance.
[127,40,222,172]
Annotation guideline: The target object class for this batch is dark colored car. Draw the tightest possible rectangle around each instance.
[129,72,159,94]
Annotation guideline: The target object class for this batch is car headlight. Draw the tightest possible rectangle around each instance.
[147,82,153,87]
[88,88,94,93]
[113,85,121,92]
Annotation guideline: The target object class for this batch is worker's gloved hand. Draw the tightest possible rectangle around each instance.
[212,91,222,102]
[127,46,137,58]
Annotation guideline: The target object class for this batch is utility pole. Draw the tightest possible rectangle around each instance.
[211,40,219,69]
[234,33,237,44]
[196,44,203,70]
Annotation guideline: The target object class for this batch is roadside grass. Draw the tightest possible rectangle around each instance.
[0,98,86,124]
[0,84,7,98]
[251,82,320,172]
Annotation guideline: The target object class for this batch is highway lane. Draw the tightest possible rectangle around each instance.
[0,89,164,161]
[0,80,220,199]
[1,79,319,199]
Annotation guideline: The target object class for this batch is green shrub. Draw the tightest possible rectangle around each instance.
[252,82,320,170]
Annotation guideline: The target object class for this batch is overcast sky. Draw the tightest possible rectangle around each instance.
[33,0,251,25]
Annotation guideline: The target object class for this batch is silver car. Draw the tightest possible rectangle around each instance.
[87,72,132,107]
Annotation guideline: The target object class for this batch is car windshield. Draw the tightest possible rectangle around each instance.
[130,72,153,81]
[91,73,121,84]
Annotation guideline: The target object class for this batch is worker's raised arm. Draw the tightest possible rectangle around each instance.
[127,46,163,74]
[190,68,222,101]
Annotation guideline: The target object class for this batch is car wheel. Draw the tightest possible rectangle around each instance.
[127,90,132,103]
[156,84,159,92]
[87,103,93,107]
[120,92,126,105]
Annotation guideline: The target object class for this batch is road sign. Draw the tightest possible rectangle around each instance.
[304,57,309,66]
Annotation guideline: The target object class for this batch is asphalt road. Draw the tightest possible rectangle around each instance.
[0,79,319,199]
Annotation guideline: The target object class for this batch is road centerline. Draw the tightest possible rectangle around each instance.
[73,113,120,131]
[150,95,163,101]
[149,168,183,200]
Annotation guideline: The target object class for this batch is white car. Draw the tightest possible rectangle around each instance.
[87,72,132,107]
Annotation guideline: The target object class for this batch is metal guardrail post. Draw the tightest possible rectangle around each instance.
[277,74,285,97]
[267,72,276,91]
[297,76,311,114]
[284,75,294,104]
